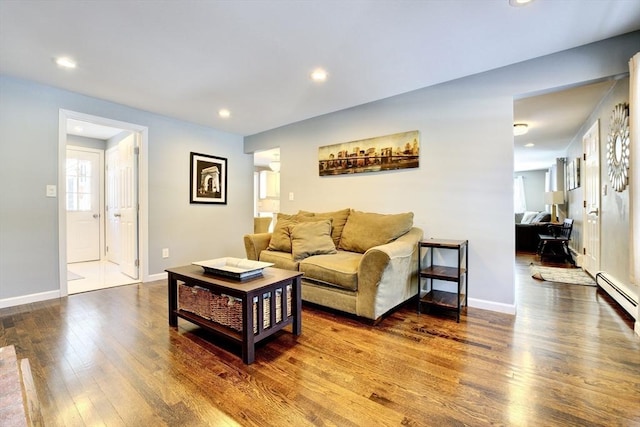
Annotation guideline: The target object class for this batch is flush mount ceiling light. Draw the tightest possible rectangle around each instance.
[509,0,535,6]
[218,109,231,118]
[55,57,76,69]
[524,143,535,148]
[310,68,328,82]
[513,123,529,136]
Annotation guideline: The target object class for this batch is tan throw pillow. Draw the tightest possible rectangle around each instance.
[268,216,297,252]
[291,220,337,261]
[339,210,414,253]
[299,208,350,247]
[268,213,322,253]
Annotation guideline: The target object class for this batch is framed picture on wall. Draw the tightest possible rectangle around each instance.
[190,152,227,204]
[566,157,580,191]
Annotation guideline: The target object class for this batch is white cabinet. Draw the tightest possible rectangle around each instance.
[259,170,280,199]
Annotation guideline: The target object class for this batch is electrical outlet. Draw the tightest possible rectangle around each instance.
[289,192,294,201]
[162,248,169,258]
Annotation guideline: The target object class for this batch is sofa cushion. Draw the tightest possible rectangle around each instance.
[298,208,350,247]
[299,250,361,291]
[291,219,337,261]
[258,250,299,271]
[267,213,318,253]
[339,210,413,253]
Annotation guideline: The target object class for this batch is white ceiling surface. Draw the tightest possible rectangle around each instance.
[514,80,618,172]
[66,119,125,140]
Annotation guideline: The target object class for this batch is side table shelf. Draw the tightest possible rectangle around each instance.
[418,239,468,322]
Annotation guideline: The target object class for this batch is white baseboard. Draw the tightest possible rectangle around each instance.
[468,298,516,315]
[0,290,61,310]
[145,271,167,283]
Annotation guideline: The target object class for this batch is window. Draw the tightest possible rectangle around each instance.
[66,158,93,211]
[514,175,526,213]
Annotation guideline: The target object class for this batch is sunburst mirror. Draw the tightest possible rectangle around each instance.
[606,103,630,192]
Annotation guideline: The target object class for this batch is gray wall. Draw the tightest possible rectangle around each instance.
[245,32,640,312]
[566,77,630,282]
[0,75,252,302]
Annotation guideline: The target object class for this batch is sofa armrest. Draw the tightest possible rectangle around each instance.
[243,233,272,260]
[356,227,423,320]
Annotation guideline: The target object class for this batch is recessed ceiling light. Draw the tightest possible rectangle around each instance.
[513,123,529,136]
[218,109,231,118]
[509,0,535,6]
[55,57,77,69]
[310,68,328,82]
[524,143,535,148]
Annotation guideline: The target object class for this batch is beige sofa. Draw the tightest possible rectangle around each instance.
[243,208,423,323]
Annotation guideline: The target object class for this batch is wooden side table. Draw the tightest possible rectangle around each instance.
[417,239,468,322]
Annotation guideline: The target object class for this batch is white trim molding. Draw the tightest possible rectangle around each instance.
[146,272,168,283]
[0,291,61,310]
[468,298,516,315]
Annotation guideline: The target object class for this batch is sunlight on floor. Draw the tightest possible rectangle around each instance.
[67,260,139,294]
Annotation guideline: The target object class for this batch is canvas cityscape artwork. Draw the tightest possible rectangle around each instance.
[318,130,420,176]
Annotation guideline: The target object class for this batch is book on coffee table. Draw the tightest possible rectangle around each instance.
[192,257,274,280]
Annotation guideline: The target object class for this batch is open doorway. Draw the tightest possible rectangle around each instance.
[253,148,280,233]
[59,110,148,295]
[513,80,615,260]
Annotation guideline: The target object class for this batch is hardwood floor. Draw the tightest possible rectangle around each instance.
[1,253,639,426]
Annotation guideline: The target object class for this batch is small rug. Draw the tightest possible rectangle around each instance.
[529,263,595,286]
[67,271,84,281]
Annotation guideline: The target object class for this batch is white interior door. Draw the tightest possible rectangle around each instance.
[583,120,600,276]
[119,134,139,279]
[106,146,121,264]
[66,148,101,263]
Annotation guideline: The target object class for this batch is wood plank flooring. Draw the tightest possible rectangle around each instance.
[1,253,639,426]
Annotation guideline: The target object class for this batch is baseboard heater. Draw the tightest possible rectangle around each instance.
[595,272,638,320]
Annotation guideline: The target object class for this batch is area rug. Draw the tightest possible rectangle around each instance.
[529,263,596,286]
[67,271,84,281]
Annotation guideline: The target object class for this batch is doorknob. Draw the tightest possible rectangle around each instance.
[93,214,100,219]
[114,213,121,217]
[587,208,599,215]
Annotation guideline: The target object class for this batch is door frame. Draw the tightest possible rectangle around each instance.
[66,145,105,262]
[58,110,149,296]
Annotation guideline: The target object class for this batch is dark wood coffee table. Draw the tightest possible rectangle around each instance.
[166,265,302,364]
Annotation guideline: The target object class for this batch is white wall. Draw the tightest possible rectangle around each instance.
[0,75,252,304]
[245,31,640,314]
[566,77,630,281]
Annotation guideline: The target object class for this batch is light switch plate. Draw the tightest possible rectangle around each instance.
[46,185,57,197]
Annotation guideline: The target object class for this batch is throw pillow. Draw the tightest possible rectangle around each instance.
[520,211,539,224]
[267,213,322,253]
[532,211,551,223]
[290,220,337,261]
[339,210,413,253]
[268,216,297,252]
[298,208,350,247]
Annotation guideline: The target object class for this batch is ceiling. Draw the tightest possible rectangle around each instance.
[1,1,639,167]
[513,79,618,171]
